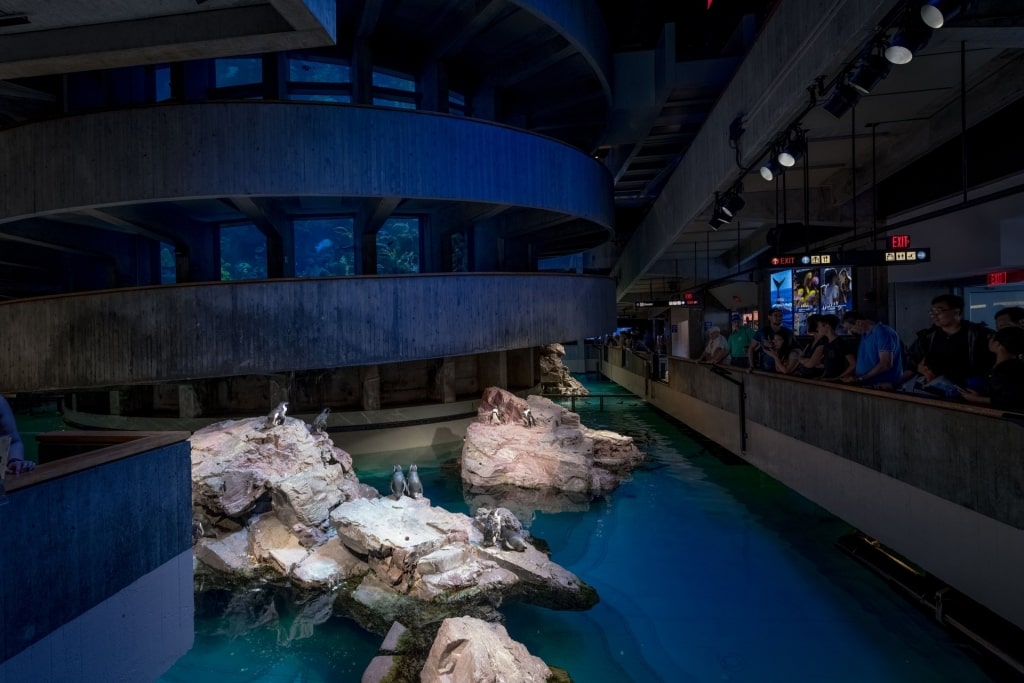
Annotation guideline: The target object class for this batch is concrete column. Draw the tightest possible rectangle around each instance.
[507,348,535,389]
[429,357,457,403]
[470,83,496,121]
[175,61,210,102]
[472,220,498,272]
[419,61,449,113]
[108,390,123,416]
[360,365,381,411]
[479,351,507,390]
[352,39,372,105]
[178,385,201,419]
[500,239,532,272]
[268,375,289,408]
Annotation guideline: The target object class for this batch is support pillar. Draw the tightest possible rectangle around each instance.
[178,385,201,419]
[108,390,123,416]
[360,365,381,411]
[479,351,507,390]
[507,348,535,389]
[429,357,457,403]
[472,220,498,272]
[268,375,289,408]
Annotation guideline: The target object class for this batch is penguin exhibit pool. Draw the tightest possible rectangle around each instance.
[161,376,1001,683]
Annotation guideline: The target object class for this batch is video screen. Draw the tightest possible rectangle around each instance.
[769,270,793,330]
[770,266,852,334]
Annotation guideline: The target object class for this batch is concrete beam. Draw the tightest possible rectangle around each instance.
[429,1,511,62]
[611,0,902,301]
[227,196,295,278]
[70,208,173,244]
[825,50,1024,208]
[0,3,336,79]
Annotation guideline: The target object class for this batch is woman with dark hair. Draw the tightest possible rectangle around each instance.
[763,330,801,374]
[959,326,1024,412]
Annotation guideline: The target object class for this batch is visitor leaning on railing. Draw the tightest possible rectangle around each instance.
[957,326,1024,412]
[1,395,35,476]
[838,310,903,389]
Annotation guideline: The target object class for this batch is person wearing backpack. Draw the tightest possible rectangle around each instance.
[907,294,993,390]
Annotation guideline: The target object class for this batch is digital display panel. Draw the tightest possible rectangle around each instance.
[770,265,852,334]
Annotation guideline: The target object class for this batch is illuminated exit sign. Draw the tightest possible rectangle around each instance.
[988,272,1008,286]
[890,234,911,249]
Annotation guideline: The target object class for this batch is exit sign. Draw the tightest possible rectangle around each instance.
[988,272,1008,286]
[890,234,911,249]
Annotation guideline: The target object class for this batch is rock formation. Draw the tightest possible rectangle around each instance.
[539,343,589,396]
[462,388,644,516]
[330,495,597,633]
[420,616,553,683]
[190,413,597,638]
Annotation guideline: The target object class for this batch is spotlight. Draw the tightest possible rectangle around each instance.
[777,134,805,168]
[920,0,970,29]
[822,83,862,119]
[885,21,932,65]
[849,53,891,95]
[708,191,745,230]
[720,192,745,218]
[760,157,784,182]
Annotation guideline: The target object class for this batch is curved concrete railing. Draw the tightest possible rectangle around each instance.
[0,102,614,229]
[0,273,615,391]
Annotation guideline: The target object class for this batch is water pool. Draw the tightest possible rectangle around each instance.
[161,377,998,682]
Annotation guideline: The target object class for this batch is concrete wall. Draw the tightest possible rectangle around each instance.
[0,273,615,392]
[1,435,193,664]
[602,357,1024,631]
[0,550,193,682]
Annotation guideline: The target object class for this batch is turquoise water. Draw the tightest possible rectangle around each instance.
[162,377,998,682]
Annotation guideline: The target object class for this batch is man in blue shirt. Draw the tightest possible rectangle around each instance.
[840,311,903,388]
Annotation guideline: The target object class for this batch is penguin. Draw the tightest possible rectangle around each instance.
[489,407,502,425]
[406,464,423,498]
[523,408,536,428]
[265,401,288,428]
[312,407,330,435]
[389,464,408,500]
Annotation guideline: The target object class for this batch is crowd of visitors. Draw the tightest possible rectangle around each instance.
[699,297,1024,413]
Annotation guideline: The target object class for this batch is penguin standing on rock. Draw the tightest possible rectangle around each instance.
[489,408,502,425]
[312,407,330,435]
[406,464,423,498]
[389,464,408,500]
[265,401,288,428]
[523,408,536,428]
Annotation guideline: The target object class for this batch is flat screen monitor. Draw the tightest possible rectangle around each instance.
[770,266,853,334]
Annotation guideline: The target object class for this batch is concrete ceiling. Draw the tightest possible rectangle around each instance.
[0,0,336,79]
[613,0,1024,317]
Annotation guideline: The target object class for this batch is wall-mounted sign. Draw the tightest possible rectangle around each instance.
[988,271,1008,286]
[883,248,930,263]
[768,253,837,267]
[634,295,702,309]
[890,234,911,249]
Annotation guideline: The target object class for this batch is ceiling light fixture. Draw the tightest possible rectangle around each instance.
[777,130,805,168]
[709,189,745,231]
[885,20,932,65]
[849,53,891,95]
[822,83,862,119]
[920,0,971,29]
[760,156,784,182]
